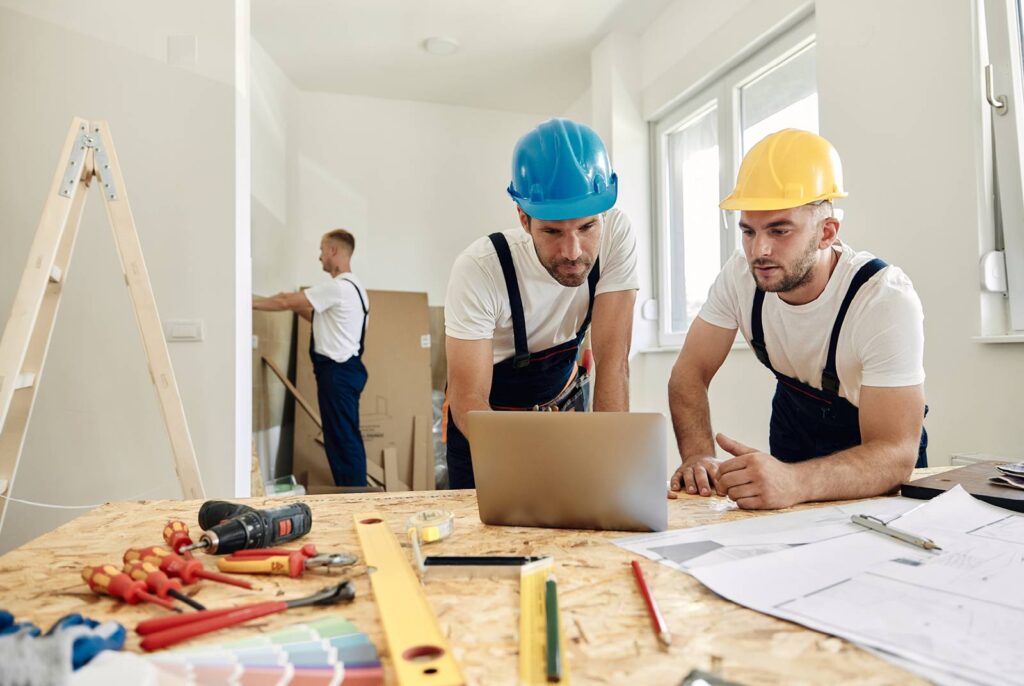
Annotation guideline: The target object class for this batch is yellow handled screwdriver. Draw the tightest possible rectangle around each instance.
[217,551,356,578]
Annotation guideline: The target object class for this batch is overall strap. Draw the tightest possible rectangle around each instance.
[750,288,774,372]
[340,278,369,357]
[488,233,530,368]
[821,258,887,393]
[575,258,602,338]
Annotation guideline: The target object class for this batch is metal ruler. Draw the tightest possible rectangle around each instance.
[354,513,464,686]
[519,557,570,684]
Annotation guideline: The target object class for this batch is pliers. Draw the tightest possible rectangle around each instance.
[215,546,357,578]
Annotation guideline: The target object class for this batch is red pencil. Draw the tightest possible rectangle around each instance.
[631,560,671,647]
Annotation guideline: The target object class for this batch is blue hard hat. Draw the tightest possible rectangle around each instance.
[507,118,618,221]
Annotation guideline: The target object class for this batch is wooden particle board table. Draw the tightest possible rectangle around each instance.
[0,470,949,685]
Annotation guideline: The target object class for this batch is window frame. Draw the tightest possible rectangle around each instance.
[982,0,1024,334]
[652,18,817,348]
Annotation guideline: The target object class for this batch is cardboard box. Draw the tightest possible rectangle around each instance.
[293,290,435,491]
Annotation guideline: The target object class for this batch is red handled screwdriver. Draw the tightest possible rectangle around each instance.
[163,520,196,559]
[82,564,178,611]
[124,546,253,590]
[124,561,206,611]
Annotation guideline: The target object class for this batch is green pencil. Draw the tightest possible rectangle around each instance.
[545,575,561,683]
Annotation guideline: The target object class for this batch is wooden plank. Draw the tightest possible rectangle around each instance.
[366,458,385,487]
[0,118,89,494]
[249,439,265,497]
[412,414,429,491]
[262,355,321,427]
[0,469,951,682]
[902,461,1024,512]
[91,121,204,499]
[0,119,92,536]
[383,446,401,492]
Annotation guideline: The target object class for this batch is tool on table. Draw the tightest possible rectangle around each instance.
[406,509,454,544]
[163,520,196,558]
[850,514,942,551]
[520,557,570,685]
[418,555,549,580]
[545,575,561,683]
[631,560,671,647]
[228,543,319,558]
[124,546,253,590]
[135,581,355,651]
[82,564,178,611]
[124,561,206,611]
[216,549,356,577]
[354,512,464,685]
[196,500,259,528]
[180,501,312,555]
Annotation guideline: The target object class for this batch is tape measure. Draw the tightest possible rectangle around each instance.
[354,512,464,686]
[407,509,454,543]
[519,557,571,684]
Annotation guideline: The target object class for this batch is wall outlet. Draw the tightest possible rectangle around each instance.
[164,319,204,342]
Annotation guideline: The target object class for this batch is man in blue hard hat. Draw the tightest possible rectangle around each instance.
[443,118,639,489]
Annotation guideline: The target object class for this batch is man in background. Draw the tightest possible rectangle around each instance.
[253,229,370,486]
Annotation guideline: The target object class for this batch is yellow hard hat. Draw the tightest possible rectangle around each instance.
[720,129,848,211]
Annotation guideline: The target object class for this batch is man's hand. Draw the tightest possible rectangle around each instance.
[668,456,722,499]
[714,433,805,510]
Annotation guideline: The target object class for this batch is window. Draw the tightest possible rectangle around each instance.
[653,21,818,346]
[982,0,1024,334]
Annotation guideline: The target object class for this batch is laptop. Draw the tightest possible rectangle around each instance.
[464,411,668,532]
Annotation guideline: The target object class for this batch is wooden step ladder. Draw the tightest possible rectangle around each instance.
[0,118,206,533]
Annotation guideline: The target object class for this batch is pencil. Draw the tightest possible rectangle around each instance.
[545,575,561,682]
[631,560,671,647]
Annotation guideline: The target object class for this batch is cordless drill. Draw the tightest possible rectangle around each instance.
[179,501,312,555]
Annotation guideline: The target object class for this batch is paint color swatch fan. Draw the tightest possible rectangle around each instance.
[146,616,382,685]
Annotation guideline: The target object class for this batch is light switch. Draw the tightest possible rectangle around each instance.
[164,319,204,342]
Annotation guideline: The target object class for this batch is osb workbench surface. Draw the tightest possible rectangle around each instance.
[0,469,949,685]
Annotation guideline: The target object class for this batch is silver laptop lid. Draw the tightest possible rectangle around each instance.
[465,412,668,532]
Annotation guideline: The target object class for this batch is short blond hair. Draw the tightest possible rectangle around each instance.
[323,228,355,254]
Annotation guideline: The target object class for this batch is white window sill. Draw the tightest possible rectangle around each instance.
[971,334,1024,344]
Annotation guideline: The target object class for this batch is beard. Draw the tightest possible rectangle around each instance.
[750,235,819,292]
[538,252,595,287]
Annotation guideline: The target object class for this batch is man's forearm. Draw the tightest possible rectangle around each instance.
[668,369,716,462]
[450,394,491,435]
[592,356,629,411]
[793,440,917,503]
[252,295,282,311]
[253,293,293,312]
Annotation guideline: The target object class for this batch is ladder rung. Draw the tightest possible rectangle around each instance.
[49,265,63,283]
[15,373,35,390]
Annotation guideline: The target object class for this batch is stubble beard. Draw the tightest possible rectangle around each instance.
[538,252,594,287]
[751,235,820,293]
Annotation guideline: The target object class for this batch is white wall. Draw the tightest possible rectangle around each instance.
[252,39,299,296]
[0,2,248,553]
[625,0,1024,467]
[288,93,542,304]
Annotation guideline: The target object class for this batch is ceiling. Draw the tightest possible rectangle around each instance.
[251,0,672,114]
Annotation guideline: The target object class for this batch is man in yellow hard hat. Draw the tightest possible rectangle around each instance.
[667,129,927,510]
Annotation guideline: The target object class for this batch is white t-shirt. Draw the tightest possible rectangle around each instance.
[445,208,639,364]
[303,272,369,364]
[698,243,925,408]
